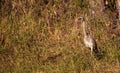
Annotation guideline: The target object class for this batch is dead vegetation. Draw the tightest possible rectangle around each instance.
[0,0,120,73]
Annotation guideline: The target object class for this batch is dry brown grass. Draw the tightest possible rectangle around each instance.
[0,0,120,73]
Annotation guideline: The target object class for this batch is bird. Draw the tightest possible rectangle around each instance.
[78,17,99,55]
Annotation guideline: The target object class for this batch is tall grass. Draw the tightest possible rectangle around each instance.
[0,0,120,73]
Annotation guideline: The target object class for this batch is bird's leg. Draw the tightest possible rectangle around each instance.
[91,47,93,55]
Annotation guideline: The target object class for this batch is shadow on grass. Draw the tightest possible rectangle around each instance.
[94,49,106,60]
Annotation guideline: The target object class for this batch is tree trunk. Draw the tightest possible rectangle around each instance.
[116,0,120,20]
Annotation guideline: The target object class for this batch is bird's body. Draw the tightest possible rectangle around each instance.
[84,34,97,53]
[79,17,98,54]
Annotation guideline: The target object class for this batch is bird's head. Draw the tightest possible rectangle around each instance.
[78,16,85,22]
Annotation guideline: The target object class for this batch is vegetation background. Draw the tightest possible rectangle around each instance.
[0,0,120,73]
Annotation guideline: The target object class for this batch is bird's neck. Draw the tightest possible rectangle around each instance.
[82,21,88,37]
